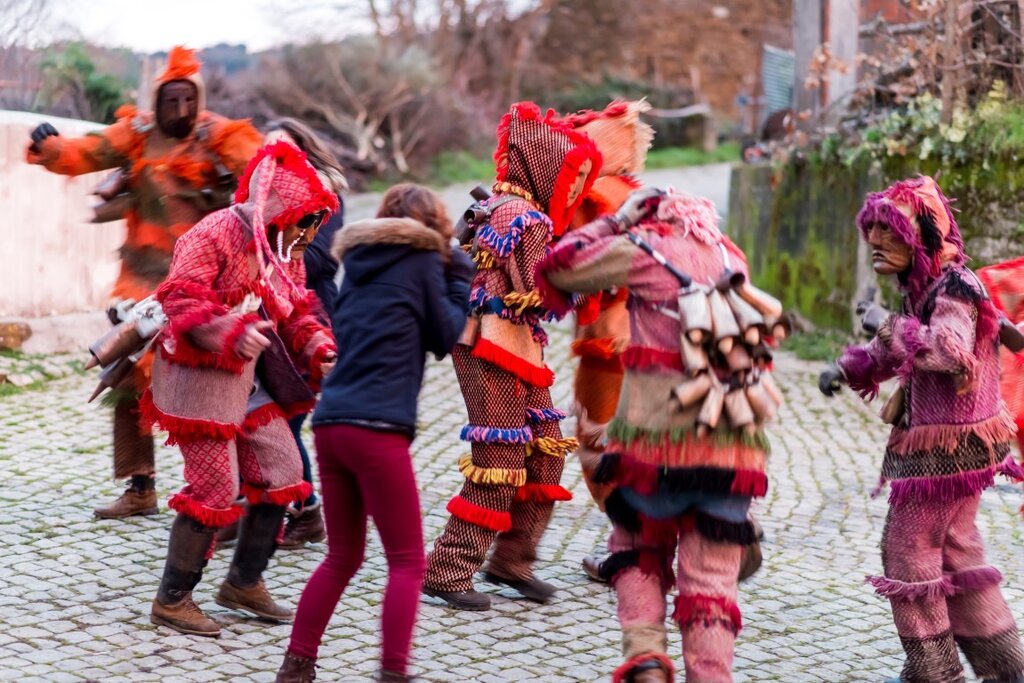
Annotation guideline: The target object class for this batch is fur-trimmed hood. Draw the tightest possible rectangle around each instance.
[332,217,448,261]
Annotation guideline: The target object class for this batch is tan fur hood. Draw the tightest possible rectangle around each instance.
[332,217,448,261]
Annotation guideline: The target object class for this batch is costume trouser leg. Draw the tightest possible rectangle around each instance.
[943,495,1024,680]
[425,346,527,593]
[574,352,623,509]
[673,528,742,683]
[112,395,155,479]
[606,526,675,683]
[487,382,574,580]
[873,497,965,683]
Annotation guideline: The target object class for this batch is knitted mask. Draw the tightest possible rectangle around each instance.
[493,101,602,238]
[856,175,965,297]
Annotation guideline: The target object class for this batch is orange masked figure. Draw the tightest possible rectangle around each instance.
[26,46,262,519]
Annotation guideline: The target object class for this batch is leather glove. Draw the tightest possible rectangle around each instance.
[856,301,890,336]
[818,364,845,397]
[610,187,666,232]
[29,122,59,153]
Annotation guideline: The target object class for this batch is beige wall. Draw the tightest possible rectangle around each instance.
[0,111,123,317]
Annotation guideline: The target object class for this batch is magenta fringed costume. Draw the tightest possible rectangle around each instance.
[838,176,1024,683]
[539,192,769,683]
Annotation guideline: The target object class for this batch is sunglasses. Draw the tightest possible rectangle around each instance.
[297,211,328,230]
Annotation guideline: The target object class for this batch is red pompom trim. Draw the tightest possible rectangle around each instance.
[672,593,743,633]
[168,493,245,528]
[446,495,512,532]
[514,484,573,502]
[234,140,339,220]
[242,403,286,433]
[471,338,554,388]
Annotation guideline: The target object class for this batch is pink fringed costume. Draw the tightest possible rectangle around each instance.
[539,192,771,683]
[838,176,1024,683]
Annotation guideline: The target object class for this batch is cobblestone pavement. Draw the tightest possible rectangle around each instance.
[2,323,1024,683]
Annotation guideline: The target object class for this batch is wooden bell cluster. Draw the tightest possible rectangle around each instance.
[671,273,787,436]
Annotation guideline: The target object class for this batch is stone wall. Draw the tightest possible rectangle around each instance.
[727,156,1024,331]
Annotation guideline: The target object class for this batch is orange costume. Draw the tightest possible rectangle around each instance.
[565,101,654,508]
[26,46,261,514]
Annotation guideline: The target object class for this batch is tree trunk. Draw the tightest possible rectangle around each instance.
[941,0,959,125]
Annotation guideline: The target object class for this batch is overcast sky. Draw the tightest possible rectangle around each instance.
[56,0,357,52]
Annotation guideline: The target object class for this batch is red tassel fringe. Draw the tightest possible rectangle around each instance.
[447,495,512,532]
[471,338,554,387]
[168,493,245,528]
[672,593,743,634]
[514,484,573,502]
[139,389,240,444]
[242,481,313,506]
[243,403,286,433]
[572,337,620,361]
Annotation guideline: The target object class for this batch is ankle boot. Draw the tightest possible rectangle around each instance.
[94,476,158,519]
[280,502,326,548]
[216,503,293,621]
[151,514,220,637]
[276,651,316,682]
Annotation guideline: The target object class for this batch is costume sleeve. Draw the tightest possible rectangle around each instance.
[207,117,263,177]
[423,248,473,358]
[155,227,257,373]
[537,215,638,316]
[837,336,899,402]
[886,294,979,379]
[278,291,337,389]
[25,117,135,176]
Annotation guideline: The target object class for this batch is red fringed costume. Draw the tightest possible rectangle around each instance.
[423,102,601,598]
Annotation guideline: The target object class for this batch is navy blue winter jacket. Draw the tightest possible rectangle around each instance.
[302,193,345,318]
[312,216,473,435]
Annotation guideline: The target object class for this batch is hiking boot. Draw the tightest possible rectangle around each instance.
[378,671,413,682]
[276,651,317,682]
[280,502,326,549]
[216,579,294,622]
[582,556,606,583]
[483,571,556,603]
[150,593,220,637]
[94,486,158,519]
[422,585,491,611]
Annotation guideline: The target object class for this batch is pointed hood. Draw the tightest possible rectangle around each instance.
[565,99,654,177]
[493,101,602,238]
[155,45,206,111]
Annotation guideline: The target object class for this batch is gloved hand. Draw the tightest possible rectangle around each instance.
[856,301,890,336]
[130,298,167,339]
[818,364,846,397]
[29,122,59,153]
[106,298,137,325]
[610,187,666,232]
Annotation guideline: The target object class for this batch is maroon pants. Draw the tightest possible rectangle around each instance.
[288,425,425,675]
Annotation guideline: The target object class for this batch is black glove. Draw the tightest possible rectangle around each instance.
[29,122,59,152]
[446,246,476,284]
[818,364,845,397]
[856,301,889,336]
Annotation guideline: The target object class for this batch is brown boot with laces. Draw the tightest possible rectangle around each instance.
[276,651,316,682]
[216,579,294,622]
[150,592,220,637]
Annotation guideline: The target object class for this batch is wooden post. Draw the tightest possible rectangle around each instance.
[941,0,958,125]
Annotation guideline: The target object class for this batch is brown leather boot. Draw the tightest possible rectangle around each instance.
[276,651,316,682]
[94,482,158,519]
[216,578,294,622]
[280,502,326,549]
[150,592,220,637]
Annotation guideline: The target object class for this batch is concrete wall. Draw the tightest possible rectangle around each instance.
[0,111,123,318]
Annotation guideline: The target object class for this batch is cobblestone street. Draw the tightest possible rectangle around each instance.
[2,325,1024,682]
